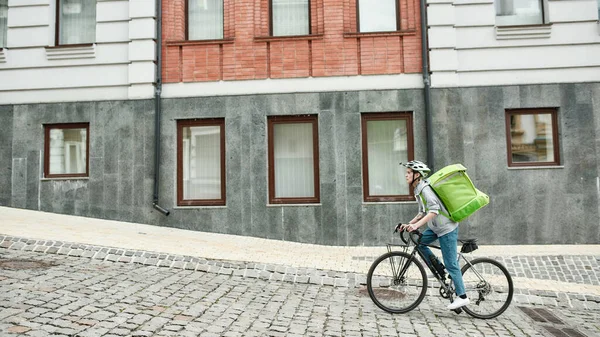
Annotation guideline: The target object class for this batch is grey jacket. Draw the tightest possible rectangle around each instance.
[414,180,458,237]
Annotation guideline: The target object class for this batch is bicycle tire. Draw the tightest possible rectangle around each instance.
[460,257,514,319]
[367,251,428,314]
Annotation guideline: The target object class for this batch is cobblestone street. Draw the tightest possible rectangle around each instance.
[1,248,599,337]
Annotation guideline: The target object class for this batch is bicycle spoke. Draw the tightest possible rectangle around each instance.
[367,252,427,314]
[461,258,513,319]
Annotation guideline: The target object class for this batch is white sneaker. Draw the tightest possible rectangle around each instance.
[447,297,470,310]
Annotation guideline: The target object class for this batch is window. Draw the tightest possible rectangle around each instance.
[44,123,89,178]
[505,109,560,167]
[495,0,543,26]
[271,0,310,36]
[177,119,226,206]
[0,0,7,48]
[57,0,96,45]
[357,0,399,33]
[362,113,413,202]
[187,0,223,40]
[268,115,319,204]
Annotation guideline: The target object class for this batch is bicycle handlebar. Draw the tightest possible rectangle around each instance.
[394,223,422,244]
[407,230,422,245]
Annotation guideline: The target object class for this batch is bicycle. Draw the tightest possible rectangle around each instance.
[367,227,514,319]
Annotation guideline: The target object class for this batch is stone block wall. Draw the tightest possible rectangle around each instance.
[2,83,599,245]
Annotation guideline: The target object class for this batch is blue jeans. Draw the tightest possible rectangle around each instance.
[417,227,466,297]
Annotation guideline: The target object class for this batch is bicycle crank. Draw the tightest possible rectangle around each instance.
[439,284,454,299]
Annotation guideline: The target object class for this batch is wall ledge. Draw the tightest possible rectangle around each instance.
[45,44,96,60]
[496,24,552,40]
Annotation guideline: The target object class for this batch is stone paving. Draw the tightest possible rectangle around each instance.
[2,235,600,310]
[2,248,599,337]
[1,207,600,336]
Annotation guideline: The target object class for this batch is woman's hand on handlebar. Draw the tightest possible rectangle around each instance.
[394,223,409,233]
[395,223,422,244]
[394,223,420,235]
[395,223,417,232]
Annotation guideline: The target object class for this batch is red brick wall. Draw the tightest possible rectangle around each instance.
[162,0,422,83]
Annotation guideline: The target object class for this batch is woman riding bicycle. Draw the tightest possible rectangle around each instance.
[398,160,470,310]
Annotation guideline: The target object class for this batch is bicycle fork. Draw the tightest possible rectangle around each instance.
[387,253,413,287]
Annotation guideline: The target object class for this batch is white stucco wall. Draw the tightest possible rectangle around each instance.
[0,0,156,104]
[427,0,600,87]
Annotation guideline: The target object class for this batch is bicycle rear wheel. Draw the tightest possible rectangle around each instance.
[367,251,427,314]
[461,257,514,319]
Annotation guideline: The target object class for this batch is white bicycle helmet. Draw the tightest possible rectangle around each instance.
[400,160,431,178]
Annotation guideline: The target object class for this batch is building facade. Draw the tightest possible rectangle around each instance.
[156,0,427,246]
[426,0,600,244]
[1,0,599,245]
[1,0,430,246]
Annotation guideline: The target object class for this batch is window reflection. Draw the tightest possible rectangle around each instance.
[508,112,557,164]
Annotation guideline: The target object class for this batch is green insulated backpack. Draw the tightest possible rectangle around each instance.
[420,164,489,223]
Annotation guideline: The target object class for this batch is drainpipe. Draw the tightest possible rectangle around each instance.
[420,0,435,171]
[153,0,170,216]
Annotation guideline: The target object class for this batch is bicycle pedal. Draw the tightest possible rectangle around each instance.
[453,308,463,314]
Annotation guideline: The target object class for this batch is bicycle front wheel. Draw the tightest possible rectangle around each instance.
[461,257,514,319]
[367,251,427,314]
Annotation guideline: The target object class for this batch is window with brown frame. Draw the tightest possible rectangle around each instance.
[505,108,560,167]
[186,0,224,40]
[362,113,414,202]
[44,123,89,178]
[177,119,226,206]
[56,0,96,46]
[357,0,399,33]
[270,0,311,36]
[268,115,320,204]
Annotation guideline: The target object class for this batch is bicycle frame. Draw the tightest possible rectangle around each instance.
[387,231,478,300]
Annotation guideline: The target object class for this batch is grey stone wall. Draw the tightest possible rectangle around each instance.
[0,105,13,206]
[5,101,157,224]
[431,83,600,245]
[1,83,599,245]
[158,91,426,246]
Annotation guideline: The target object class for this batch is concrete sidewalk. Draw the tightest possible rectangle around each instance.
[1,206,600,297]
